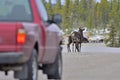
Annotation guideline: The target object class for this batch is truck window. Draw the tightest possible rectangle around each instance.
[36,0,48,22]
[0,0,33,22]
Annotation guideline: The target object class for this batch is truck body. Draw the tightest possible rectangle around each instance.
[0,0,62,80]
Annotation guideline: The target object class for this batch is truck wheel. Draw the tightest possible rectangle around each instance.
[47,47,63,80]
[20,49,38,80]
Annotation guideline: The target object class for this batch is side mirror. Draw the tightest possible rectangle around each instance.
[53,14,62,24]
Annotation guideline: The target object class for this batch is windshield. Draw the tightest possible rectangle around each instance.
[0,0,33,22]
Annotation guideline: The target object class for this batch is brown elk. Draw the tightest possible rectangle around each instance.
[67,28,85,52]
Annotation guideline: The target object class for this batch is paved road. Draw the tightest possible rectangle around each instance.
[62,43,120,53]
[0,43,120,80]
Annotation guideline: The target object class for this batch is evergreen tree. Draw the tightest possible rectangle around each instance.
[98,0,110,30]
[53,0,62,14]
[72,0,80,28]
[45,0,53,19]
[103,0,120,47]
[86,0,95,29]
[78,0,88,24]
[62,0,73,32]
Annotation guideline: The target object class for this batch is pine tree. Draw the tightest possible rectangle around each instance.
[53,0,62,14]
[98,0,110,29]
[79,0,88,24]
[72,0,80,29]
[102,0,120,47]
[45,0,53,19]
[62,0,73,32]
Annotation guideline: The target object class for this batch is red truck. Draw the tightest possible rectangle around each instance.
[0,0,62,80]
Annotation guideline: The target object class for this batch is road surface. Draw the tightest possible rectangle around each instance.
[0,43,120,80]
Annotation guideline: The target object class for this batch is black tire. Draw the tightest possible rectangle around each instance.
[20,49,38,80]
[47,47,63,80]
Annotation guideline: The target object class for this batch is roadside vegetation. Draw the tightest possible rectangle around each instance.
[43,0,120,47]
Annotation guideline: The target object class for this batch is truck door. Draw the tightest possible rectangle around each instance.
[35,0,59,62]
[45,23,59,56]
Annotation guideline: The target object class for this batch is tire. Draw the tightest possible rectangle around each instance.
[20,49,38,80]
[47,46,63,80]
